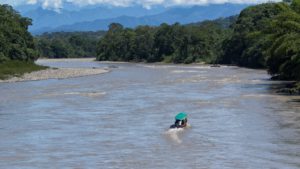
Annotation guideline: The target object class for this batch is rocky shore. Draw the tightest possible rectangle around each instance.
[0,67,109,83]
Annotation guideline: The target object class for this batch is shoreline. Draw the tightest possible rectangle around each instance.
[37,58,96,62]
[0,67,109,83]
[276,82,300,95]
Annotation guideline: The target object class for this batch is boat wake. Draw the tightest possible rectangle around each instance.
[165,128,184,143]
[165,124,191,144]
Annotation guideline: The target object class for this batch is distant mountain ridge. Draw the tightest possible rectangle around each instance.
[22,3,249,34]
[20,5,166,33]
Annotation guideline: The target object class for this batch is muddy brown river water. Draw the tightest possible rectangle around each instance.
[0,59,299,169]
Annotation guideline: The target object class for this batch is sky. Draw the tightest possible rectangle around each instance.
[0,0,281,10]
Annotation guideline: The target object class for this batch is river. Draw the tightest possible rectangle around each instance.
[0,59,299,169]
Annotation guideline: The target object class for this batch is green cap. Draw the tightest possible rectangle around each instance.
[175,112,187,120]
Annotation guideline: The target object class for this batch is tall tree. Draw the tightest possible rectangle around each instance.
[0,4,38,62]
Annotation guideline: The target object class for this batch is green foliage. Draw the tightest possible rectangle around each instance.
[0,60,47,80]
[219,2,287,68]
[97,19,232,63]
[218,0,300,81]
[0,4,38,62]
[35,31,105,58]
[291,0,300,13]
[266,11,300,80]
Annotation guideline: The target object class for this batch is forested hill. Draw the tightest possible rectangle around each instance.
[0,5,38,62]
[23,4,247,34]
[187,15,238,28]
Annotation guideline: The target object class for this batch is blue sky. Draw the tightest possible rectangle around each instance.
[0,0,282,10]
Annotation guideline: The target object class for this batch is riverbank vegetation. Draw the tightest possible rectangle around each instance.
[219,0,300,94]
[96,17,235,63]
[219,0,300,81]
[35,31,105,58]
[0,5,38,62]
[0,4,45,79]
[0,60,47,80]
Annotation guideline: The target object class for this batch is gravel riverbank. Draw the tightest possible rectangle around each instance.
[0,58,111,83]
[0,67,109,83]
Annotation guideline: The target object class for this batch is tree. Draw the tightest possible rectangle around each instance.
[218,0,300,81]
[219,2,288,68]
[96,18,233,64]
[265,0,300,80]
[0,4,38,62]
[36,31,104,58]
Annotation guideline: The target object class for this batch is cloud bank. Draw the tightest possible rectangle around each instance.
[0,0,282,11]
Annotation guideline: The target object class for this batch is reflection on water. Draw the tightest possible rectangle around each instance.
[0,60,300,169]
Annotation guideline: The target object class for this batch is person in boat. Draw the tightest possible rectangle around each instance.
[170,112,188,128]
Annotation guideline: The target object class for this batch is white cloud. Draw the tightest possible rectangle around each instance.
[0,0,282,11]
[0,0,27,6]
[41,0,62,12]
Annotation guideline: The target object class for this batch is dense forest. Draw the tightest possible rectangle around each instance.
[219,0,300,81]
[0,4,38,62]
[0,4,45,79]
[96,17,235,63]
[35,31,105,58]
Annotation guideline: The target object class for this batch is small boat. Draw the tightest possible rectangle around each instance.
[170,112,188,128]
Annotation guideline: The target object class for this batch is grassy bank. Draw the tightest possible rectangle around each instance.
[0,61,48,80]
